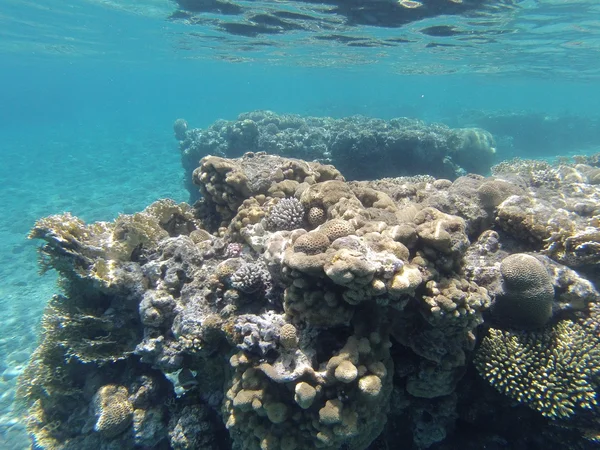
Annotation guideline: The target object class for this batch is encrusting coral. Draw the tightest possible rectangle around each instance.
[18,151,600,449]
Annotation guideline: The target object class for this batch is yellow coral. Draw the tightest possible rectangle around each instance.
[335,360,359,384]
[474,319,600,419]
[111,211,168,260]
[414,207,469,256]
[294,382,317,409]
[233,389,264,412]
[358,375,382,398]
[389,265,423,297]
[319,399,343,425]
[190,228,212,243]
[264,402,288,424]
[93,384,133,438]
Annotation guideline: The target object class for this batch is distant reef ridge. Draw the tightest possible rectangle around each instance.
[18,146,600,448]
[174,111,497,202]
[453,109,600,159]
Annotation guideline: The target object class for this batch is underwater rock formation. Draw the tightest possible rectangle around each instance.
[18,153,600,449]
[174,111,497,201]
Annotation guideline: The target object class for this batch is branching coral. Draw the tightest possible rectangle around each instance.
[474,318,600,419]
[265,197,305,231]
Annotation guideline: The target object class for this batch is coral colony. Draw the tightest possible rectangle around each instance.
[17,113,600,449]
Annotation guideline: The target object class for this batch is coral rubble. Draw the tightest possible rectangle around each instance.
[18,152,600,449]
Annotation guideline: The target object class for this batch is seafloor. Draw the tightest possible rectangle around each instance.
[4,112,600,449]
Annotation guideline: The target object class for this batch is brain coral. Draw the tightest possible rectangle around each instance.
[293,231,330,255]
[474,319,600,419]
[477,179,524,209]
[92,384,134,438]
[318,219,355,242]
[307,206,326,226]
[279,323,299,349]
[491,253,555,329]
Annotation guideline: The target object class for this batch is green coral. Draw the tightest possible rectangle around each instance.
[111,212,169,260]
[29,213,111,276]
[16,337,86,448]
[474,318,600,419]
[30,199,199,286]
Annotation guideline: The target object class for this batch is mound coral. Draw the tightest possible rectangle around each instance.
[491,253,555,329]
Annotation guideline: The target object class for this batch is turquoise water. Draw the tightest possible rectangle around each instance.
[2,1,600,449]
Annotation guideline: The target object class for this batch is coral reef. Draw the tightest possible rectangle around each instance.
[18,152,600,449]
[176,111,497,201]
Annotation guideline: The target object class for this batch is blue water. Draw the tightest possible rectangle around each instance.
[2,0,600,448]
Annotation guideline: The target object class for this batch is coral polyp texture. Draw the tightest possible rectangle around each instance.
[474,316,600,420]
[491,253,555,329]
[176,111,497,201]
[18,152,600,449]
